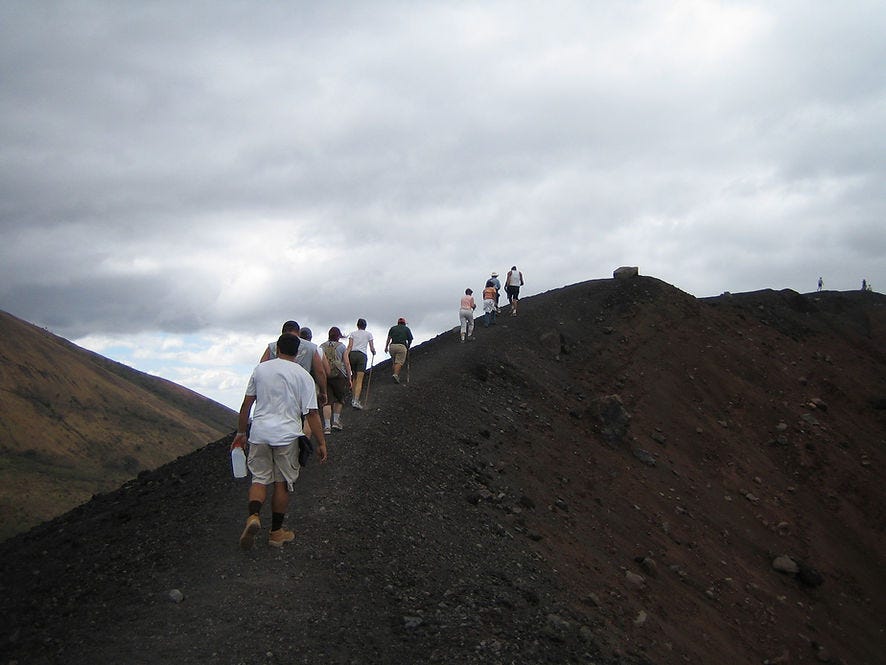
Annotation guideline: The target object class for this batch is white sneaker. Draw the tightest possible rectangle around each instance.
[353,401,363,410]
[332,422,343,431]
[323,425,332,435]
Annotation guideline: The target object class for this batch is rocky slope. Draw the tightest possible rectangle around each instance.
[0,276,883,664]
[0,309,235,540]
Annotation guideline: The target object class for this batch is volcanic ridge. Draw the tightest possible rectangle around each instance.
[1,275,884,665]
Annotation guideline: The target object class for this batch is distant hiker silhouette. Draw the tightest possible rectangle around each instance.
[233,333,328,550]
[385,317,413,383]
[459,288,476,342]
[818,277,823,291]
[347,318,376,410]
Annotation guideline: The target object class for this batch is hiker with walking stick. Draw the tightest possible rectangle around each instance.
[385,317,413,384]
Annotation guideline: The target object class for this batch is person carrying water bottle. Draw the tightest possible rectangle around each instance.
[231,333,328,550]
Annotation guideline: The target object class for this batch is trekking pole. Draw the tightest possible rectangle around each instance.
[406,349,411,386]
[363,355,374,407]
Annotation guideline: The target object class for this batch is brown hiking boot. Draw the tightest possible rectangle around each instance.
[268,528,295,548]
[239,513,261,550]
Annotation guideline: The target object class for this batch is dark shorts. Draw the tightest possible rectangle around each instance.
[348,350,367,373]
[506,285,520,300]
[328,374,350,404]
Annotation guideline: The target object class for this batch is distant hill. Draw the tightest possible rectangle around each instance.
[0,309,235,540]
[0,278,883,665]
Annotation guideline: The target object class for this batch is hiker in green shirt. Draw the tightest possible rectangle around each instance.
[384,317,413,384]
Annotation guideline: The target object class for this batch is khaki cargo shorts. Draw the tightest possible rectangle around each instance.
[247,442,300,490]
[389,343,407,365]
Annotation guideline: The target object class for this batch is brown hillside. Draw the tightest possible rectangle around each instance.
[0,276,883,664]
[0,310,235,541]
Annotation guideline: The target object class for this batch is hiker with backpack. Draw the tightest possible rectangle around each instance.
[319,327,352,434]
[385,317,413,384]
[489,271,501,311]
[482,280,498,327]
[233,333,328,550]
[347,318,376,409]
[505,265,524,316]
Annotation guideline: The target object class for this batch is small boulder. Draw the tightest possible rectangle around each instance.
[772,555,799,575]
[632,448,657,467]
[797,563,824,588]
[637,556,658,578]
[613,266,639,279]
[625,571,646,588]
[592,394,632,447]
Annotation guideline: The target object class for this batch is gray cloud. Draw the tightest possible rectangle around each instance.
[1,1,884,344]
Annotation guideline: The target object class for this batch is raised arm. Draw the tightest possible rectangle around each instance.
[343,345,353,385]
[311,350,329,406]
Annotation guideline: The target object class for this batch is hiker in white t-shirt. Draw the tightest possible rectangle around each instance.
[347,318,376,410]
[232,333,328,550]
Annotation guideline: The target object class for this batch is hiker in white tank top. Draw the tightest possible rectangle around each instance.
[505,266,524,316]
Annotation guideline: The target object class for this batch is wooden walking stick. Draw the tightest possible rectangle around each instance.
[362,355,375,407]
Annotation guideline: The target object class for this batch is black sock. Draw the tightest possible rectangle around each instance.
[272,512,285,531]
[249,500,262,516]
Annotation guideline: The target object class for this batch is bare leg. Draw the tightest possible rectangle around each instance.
[322,404,332,429]
[353,371,365,400]
[248,482,268,504]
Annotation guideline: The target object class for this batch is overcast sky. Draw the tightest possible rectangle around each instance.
[1,1,884,411]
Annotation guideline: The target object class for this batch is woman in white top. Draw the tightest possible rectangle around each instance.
[347,318,376,409]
